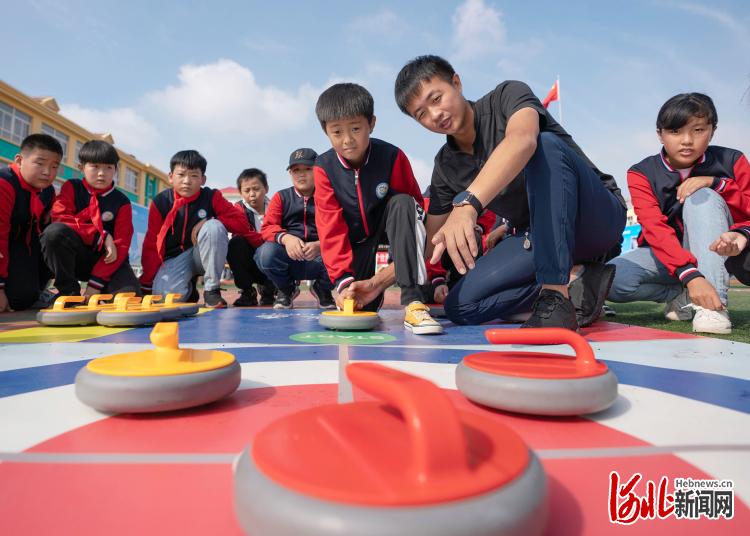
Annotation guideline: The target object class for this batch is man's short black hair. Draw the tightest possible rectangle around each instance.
[315,83,374,131]
[78,140,119,166]
[395,55,456,115]
[20,133,63,156]
[237,168,268,190]
[656,93,718,131]
[170,150,207,174]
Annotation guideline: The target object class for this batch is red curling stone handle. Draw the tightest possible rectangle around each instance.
[346,362,469,481]
[484,328,597,369]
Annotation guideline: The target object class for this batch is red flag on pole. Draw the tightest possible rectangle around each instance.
[542,80,559,108]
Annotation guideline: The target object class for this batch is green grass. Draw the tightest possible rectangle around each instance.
[606,286,750,343]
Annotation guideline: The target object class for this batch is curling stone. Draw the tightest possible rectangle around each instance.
[36,293,122,326]
[75,322,241,413]
[139,294,184,321]
[319,298,380,331]
[428,304,446,318]
[234,362,547,536]
[163,292,200,317]
[456,328,618,416]
[96,294,164,327]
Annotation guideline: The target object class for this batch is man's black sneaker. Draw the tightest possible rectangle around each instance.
[273,286,300,309]
[310,281,336,309]
[568,263,616,327]
[203,288,227,309]
[258,282,276,306]
[521,289,579,331]
[233,289,258,307]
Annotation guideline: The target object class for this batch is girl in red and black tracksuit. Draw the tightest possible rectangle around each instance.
[0,134,61,312]
[314,138,425,310]
[140,150,262,307]
[41,140,140,297]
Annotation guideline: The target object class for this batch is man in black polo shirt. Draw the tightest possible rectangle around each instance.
[394,55,627,330]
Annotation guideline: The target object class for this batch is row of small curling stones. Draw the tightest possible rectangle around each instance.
[37,292,199,327]
[73,323,615,535]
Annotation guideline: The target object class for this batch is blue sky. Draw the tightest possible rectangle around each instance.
[5,0,750,201]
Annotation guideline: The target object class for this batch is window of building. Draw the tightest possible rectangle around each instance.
[0,102,31,145]
[41,123,69,163]
[124,167,139,192]
[73,140,83,166]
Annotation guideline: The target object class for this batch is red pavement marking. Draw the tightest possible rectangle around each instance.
[1,386,746,535]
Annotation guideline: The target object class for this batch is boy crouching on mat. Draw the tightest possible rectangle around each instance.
[313,83,442,334]
[140,150,263,308]
[41,140,140,298]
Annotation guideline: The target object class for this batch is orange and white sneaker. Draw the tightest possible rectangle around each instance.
[404,301,443,335]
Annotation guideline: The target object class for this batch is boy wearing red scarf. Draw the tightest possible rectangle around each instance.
[41,140,140,297]
[140,150,262,308]
[0,134,60,312]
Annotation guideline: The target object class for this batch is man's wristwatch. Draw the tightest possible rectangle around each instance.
[452,190,483,214]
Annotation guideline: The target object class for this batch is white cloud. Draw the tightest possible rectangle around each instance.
[405,153,433,192]
[145,59,319,135]
[59,104,160,155]
[452,0,506,59]
[350,9,407,39]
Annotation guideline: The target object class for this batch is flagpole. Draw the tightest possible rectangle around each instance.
[557,75,562,125]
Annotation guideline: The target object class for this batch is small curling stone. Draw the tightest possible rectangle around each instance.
[140,295,184,321]
[456,328,618,416]
[161,292,200,317]
[319,298,380,331]
[37,294,120,326]
[234,362,547,536]
[75,322,241,413]
[96,294,164,327]
[427,304,446,318]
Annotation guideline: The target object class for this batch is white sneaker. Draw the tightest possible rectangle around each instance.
[692,307,732,335]
[665,290,693,321]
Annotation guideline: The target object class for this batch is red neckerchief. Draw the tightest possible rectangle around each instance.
[156,189,200,260]
[81,181,113,249]
[10,163,45,246]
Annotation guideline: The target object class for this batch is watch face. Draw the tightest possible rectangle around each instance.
[452,191,470,205]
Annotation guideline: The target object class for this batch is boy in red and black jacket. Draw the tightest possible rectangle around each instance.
[41,140,140,297]
[226,167,276,307]
[255,148,334,309]
[313,83,442,334]
[140,150,262,308]
[609,93,750,335]
[0,134,60,312]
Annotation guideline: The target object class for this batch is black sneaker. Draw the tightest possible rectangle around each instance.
[258,282,276,306]
[310,281,335,309]
[568,263,616,327]
[203,288,227,309]
[273,286,300,309]
[233,289,258,307]
[521,289,579,331]
[186,277,200,303]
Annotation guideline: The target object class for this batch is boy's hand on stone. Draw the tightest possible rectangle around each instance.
[302,241,320,260]
[677,176,712,203]
[103,234,117,264]
[686,277,723,311]
[282,235,305,261]
[431,206,478,275]
[710,231,748,257]
[0,289,12,313]
[485,224,507,250]
[433,284,449,304]
[83,286,98,298]
[340,279,381,310]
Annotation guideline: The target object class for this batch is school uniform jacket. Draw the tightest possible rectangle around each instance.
[628,145,750,285]
[261,187,318,244]
[51,179,133,289]
[314,138,423,291]
[140,187,262,290]
[0,164,55,290]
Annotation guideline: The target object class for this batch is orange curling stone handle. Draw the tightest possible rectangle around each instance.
[346,362,468,482]
[113,293,142,312]
[141,295,163,307]
[85,294,114,309]
[485,327,597,370]
[50,295,85,311]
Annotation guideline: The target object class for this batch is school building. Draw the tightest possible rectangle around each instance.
[0,79,169,206]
